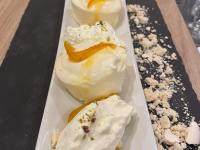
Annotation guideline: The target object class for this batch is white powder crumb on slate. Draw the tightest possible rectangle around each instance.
[146,26,151,31]
[127,4,149,26]
[139,66,146,72]
[171,53,177,60]
[127,4,199,149]
[168,44,172,49]
[160,39,164,43]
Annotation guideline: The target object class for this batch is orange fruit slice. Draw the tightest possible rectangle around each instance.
[64,41,116,62]
[87,0,105,8]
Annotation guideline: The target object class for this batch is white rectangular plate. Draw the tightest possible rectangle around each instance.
[35,0,157,149]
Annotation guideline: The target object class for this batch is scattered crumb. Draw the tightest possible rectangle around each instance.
[146,26,151,31]
[127,4,198,149]
[127,4,149,26]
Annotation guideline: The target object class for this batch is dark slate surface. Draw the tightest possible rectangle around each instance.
[0,0,64,149]
[126,0,200,149]
[127,0,200,123]
[0,0,199,149]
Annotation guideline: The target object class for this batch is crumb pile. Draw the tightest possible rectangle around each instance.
[127,4,200,150]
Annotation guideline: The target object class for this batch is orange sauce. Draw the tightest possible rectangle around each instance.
[87,0,105,8]
[68,99,99,123]
[67,93,120,150]
[67,93,117,123]
[87,0,97,8]
[87,0,105,22]
[64,41,116,62]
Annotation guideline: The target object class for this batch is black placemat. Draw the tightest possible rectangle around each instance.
[126,0,200,123]
[0,0,64,149]
[126,0,200,149]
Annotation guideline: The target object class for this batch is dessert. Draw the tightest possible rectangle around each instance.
[71,0,122,27]
[55,21,127,101]
[54,95,135,150]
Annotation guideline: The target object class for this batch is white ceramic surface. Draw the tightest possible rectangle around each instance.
[35,0,157,149]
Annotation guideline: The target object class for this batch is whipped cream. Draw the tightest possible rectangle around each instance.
[55,22,127,101]
[66,21,125,50]
[56,95,135,150]
[71,0,122,27]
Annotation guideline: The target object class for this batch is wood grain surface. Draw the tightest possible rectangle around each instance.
[155,0,200,100]
[0,0,29,64]
[0,0,200,100]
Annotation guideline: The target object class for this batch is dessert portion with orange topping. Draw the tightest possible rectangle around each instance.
[71,0,122,27]
[55,21,128,101]
[54,95,135,150]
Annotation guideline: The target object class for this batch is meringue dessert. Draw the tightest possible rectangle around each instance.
[55,95,135,150]
[71,0,122,27]
[55,21,127,101]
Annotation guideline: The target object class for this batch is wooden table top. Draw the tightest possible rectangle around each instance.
[0,0,29,64]
[0,0,200,100]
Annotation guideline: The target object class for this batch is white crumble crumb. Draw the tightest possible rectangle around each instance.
[148,103,156,109]
[150,114,157,121]
[163,129,180,145]
[139,66,146,71]
[186,121,200,144]
[165,65,173,74]
[144,88,159,102]
[140,37,155,49]
[146,26,151,31]
[151,29,156,32]
[127,4,149,25]
[171,53,177,60]
[160,73,166,79]
[134,48,143,55]
[167,45,172,49]
[136,34,145,40]
[148,33,158,44]
[159,116,171,129]
[182,87,186,91]
[160,39,164,43]
[145,77,159,86]
[151,45,167,56]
